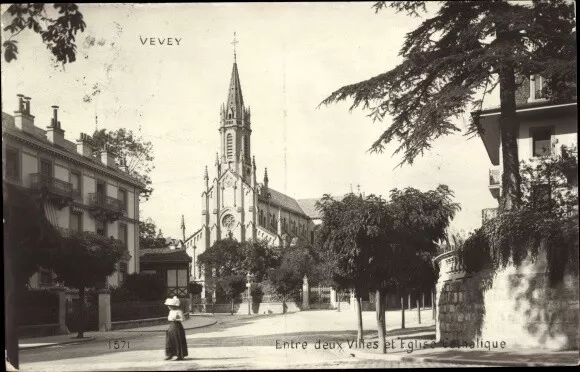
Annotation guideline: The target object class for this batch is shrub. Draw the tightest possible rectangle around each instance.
[111,272,166,303]
[188,282,203,295]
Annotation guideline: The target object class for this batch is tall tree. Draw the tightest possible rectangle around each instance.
[322,1,576,211]
[47,230,125,338]
[197,238,245,278]
[383,185,460,330]
[268,243,319,310]
[316,193,387,345]
[91,128,155,201]
[139,217,165,249]
[240,240,281,283]
[3,183,62,290]
[3,3,86,64]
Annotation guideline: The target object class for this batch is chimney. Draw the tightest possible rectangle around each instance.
[76,133,93,157]
[100,144,116,167]
[118,157,129,172]
[13,94,35,133]
[46,105,66,146]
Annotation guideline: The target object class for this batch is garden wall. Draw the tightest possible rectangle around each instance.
[435,250,579,350]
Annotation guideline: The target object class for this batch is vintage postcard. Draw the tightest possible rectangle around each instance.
[2,2,578,370]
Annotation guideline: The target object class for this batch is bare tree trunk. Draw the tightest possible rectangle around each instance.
[400,295,405,329]
[355,295,364,343]
[417,296,421,325]
[497,28,521,211]
[432,288,436,320]
[77,287,85,339]
[230,298,234,315]
[375,289,387,354]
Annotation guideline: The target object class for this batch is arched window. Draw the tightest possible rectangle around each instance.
[244,136,249,159]
[226,134,233,160]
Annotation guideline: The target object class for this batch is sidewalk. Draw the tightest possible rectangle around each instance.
[346,328,579,367]
[19,315,218,350]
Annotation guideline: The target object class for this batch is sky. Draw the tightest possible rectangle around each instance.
[1,2,500,240]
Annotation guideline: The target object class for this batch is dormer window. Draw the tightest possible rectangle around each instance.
[529,75,546,102]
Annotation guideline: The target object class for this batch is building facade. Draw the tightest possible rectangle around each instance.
[183,58,320,296]
[139,239,191,298]
[476,75,578,221]
[2,94,144,289]
[432,77,579,349]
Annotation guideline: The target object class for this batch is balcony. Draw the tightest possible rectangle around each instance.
[489,167,500,199]
[29,173,73,209]
[88,193,123,222]
[482,208,499,224]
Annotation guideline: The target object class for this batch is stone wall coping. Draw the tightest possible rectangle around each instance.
[19,323,59,329]
[433,250,458,265]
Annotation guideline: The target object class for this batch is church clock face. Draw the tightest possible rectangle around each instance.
[222,214,235,230]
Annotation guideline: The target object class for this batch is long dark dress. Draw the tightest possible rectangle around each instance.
[165,321,188,359]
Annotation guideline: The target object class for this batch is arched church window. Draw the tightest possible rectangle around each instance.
[227,134,233,160]
[244,136,249,159]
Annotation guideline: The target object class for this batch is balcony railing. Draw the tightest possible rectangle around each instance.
[29,174,73,209]
[29,173,74,197]
[489,168,500,186]
[482,208,499,224]
[88,193,123,213]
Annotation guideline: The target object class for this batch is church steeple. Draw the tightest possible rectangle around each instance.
[226,62,244,119]
[220,32,252,183]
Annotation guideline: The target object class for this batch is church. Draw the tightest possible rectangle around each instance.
[183,48,320,294]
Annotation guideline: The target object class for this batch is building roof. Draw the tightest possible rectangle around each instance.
[473,99,577,116]
[2,112,145,188]
[296,195,347,219]
[295,198,321,219]
[139,248,192,264]
[259,187,310,217]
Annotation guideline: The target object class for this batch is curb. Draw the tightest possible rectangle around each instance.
[123,320,218,333]
[19,337,96,351]
[398,355,579,367]
[347,348,579,367]
[18,321,219,349]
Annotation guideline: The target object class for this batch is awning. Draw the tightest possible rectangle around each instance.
[3,182,62,247]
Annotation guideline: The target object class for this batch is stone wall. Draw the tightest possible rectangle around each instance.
[435,250,579,350]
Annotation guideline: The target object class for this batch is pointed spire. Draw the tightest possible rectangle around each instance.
[180,215,186,242]
[264,168,269,183]
[204,165,209,180]
[252,155,256,170]
[215,152,219,166]
[226,60,244,119]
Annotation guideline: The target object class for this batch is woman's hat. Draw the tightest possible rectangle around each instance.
[164,296,180,306]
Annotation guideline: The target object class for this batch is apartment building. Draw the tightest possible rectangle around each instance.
[2,94,144,288]
[475,75,578,222]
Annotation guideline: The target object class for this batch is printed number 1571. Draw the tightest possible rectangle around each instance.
[109,340,130,349]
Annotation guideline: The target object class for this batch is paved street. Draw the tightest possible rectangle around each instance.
[19,309,479,370]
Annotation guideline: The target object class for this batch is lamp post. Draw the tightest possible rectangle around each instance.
[246,272,252,315]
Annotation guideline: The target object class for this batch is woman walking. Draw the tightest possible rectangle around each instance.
[164,296,188,360]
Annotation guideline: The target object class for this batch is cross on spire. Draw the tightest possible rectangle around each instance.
[231,32,239,63]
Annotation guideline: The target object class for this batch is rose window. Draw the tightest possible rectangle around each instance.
[222,214,235,230]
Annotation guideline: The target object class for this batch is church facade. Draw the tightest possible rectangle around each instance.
[183,57,320,295]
